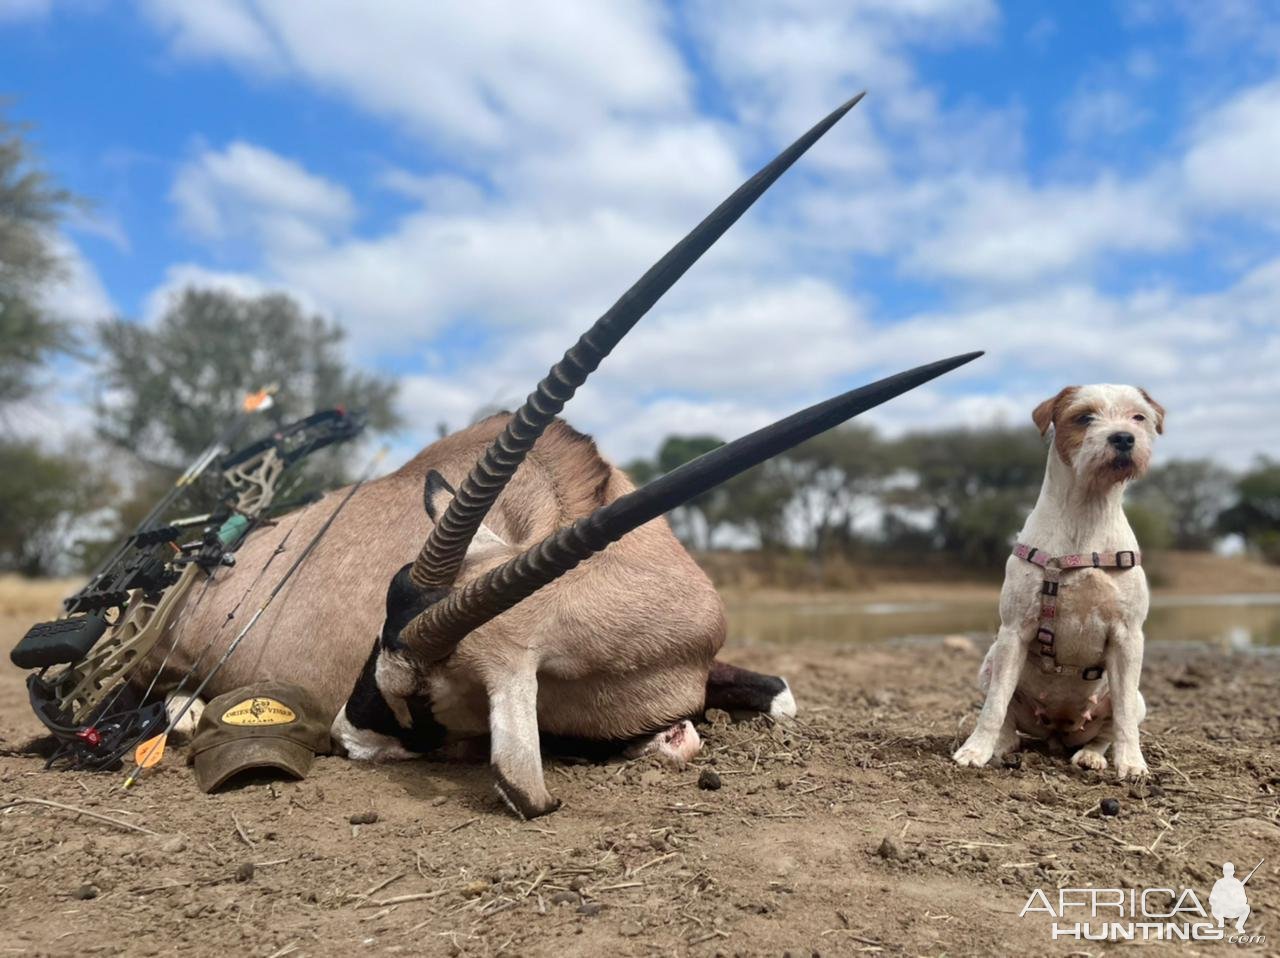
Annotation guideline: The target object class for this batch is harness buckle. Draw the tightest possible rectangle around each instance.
[1035,627,1055,651]
[1081,666,1105,681]
[1041,580,1058,596]
[1116,551,1136,568]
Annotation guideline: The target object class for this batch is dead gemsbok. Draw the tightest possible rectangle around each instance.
[307,94,982,817]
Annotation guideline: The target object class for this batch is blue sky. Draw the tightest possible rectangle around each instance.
[3,1,1278,467]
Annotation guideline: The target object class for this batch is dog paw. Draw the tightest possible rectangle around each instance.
[1070,748,1108,771]
[953,739,994,768]
[1114,751,1149,780]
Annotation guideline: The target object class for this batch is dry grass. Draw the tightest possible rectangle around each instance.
[0,574,80,618]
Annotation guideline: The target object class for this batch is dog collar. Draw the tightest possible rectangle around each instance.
[1012,543,1141,679]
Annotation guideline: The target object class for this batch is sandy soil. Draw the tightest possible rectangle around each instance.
[0,579,1277,957]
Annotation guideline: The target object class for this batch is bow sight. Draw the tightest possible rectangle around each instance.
[11,404,365,770]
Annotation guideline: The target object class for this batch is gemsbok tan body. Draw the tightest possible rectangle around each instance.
[138,93,983,818]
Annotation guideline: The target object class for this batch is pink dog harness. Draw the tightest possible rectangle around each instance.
[1012,543,1141,680]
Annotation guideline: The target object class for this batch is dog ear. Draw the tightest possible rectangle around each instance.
[1032,386,1079,437]
[1138,388,1165,434]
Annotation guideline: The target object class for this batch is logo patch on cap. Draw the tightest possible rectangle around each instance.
[221,697,297,727]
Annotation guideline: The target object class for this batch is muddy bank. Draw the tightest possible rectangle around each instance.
[1,630,1276,956]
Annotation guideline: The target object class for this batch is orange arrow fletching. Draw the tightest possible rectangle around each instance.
[242,389,275,413]
[134,734,167,768]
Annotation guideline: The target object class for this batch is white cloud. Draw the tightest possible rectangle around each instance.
[171,141,354,250]
[141,0,690,152]
[604,279,868,396]
[1062,86,1150,143]
[1124,0,1280,60]
[141,0,277,67]
[118,0,1280,475]
[905,173,1186,285]
[140,263,325,326]
[685,0,1002,178]
[395,258,1280,466]
[1183,78,1280,218]
[41,234,115,326]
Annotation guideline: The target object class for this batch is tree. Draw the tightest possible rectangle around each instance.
[0,110,77,410]
[712,461,795,550]
[0,111,103,575]
[888,426,1046,566]
[1131,459,1233,550]
[783,424,889,557]
[0,441,112,575]
[653,435,725,548]
[95,288,401,481]
[1219,458,1280,563]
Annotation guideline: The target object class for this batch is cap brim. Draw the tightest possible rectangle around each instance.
[192,737,316,793]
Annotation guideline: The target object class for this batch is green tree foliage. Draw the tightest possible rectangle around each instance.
[1130,459,1234,550]
[0,441,111,575]
[0,110,77,407]
[0,111,102,575]
[653,435,725,547]
[713,462,794,550]
[888,426,1047,565]
[784,425,889,557]
[627,434,798,550]
[95,288,401,479]
[1123,502,1173,551]
[1219,458,1280,563]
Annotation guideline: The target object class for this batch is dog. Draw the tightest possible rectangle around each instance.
[953,384,1164,780]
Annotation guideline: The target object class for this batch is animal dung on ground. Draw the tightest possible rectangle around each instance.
[1099,797,1121,816]
[876,836,905,861]
[698,769,723,790]
[348,811,378,825]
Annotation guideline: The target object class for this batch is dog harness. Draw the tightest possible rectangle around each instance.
[1012,543,1141,680]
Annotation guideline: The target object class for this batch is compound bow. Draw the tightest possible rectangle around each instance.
[10,403,365,770]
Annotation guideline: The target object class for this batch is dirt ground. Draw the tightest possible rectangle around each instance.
[0,580,1277,957]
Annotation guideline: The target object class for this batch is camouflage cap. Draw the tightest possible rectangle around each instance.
[188,681,331,793]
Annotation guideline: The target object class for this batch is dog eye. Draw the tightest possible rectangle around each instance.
[1133,414,1146,422]
[1075,414,1094,425]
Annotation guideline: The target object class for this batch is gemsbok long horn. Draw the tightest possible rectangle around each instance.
[411,92,868,591]
[401,350,983,660]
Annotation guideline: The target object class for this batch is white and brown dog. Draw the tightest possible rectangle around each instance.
[954,384,1164,780]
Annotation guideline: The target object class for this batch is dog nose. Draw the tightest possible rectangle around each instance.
[1108,431,1135,452]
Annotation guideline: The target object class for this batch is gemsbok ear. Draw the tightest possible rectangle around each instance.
[423,469,508,563]
[423,470,455,521]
